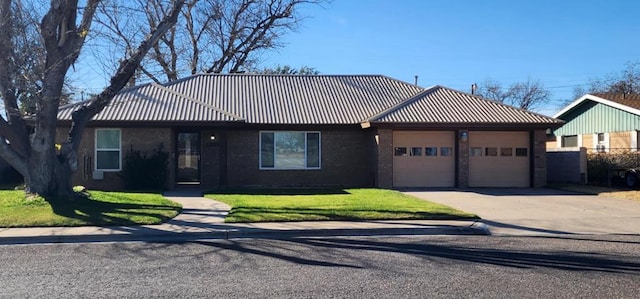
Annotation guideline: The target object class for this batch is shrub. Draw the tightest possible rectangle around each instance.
[587,152,640,186]
[121,144,169,191]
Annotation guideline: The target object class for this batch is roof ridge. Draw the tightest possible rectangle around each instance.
[363,85,439,123]
[58,83,153,110]
[150,83,245,121]
[554,93,640,118]
[436,85,559,121]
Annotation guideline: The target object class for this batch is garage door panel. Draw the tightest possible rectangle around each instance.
[469,131,529,187]
[393,131,455,188]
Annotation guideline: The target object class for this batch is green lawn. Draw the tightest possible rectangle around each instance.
[0,190,181,227]
[206,188,478,223]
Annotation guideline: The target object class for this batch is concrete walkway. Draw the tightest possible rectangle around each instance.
[0,191,485,245]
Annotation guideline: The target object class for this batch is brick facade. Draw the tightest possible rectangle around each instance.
[60,125,549,190]
[224,128,374,187]
[57,127,173,191]
[375,129,393,188]
[533,129,547,187]
[457,129,470,187]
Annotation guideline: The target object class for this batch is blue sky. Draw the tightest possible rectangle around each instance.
[258,0,640,115]
[71,0,640,116]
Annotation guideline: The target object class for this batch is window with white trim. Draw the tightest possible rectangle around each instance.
[260,131,321,169]
[95,129,121,171]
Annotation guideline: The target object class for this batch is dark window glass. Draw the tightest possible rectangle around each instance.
[515,148,528,157]
[562,135,578,147]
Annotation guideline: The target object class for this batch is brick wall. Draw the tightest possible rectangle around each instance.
[375,129,393,188]
[224,128,374,188]
[533,129,548,187]
[57,127,173,191]
[457,130,469,187]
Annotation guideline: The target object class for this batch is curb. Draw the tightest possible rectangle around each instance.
[0,224,490,245]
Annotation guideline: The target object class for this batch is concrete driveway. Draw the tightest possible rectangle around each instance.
[403,188,640,236]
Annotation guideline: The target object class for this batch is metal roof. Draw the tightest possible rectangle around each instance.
[59,74,423,124]
[58,74,559,126]
[593,93,640,111]
[368,86,560,124]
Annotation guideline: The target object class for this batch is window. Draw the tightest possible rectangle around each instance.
[485,147,498,156]
[394,147,408,156]
[597,133,605,143]
[425,147,438,156]
[562,135,578,147]
[500,147,513,156]
[515,148,528,157]
[260,132,320,169]
[95,129,121,171]
[410,147,422,156]
[440,147,453,157]
[470,147,482,156]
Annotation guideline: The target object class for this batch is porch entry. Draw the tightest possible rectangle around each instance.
[176,131,200,183]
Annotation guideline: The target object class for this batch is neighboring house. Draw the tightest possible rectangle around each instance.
[549,93,640,152]
[57,74,561,190]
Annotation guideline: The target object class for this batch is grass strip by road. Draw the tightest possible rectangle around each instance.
[206,188,478,223]
[0,190,181,227]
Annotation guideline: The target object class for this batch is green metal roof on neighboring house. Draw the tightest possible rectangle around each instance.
[553,93,640,136]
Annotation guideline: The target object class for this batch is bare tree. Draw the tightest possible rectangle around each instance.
[475,78,551,111]
[475,79,509,103]
[0,0,185,197]
[258,65,319,74]
[94,0,324,84]
[572,61,640,100]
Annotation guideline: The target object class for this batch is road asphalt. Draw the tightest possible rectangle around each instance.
[0,190,486,245]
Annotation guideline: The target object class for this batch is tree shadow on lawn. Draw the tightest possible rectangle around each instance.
[44,196,181,226]
[227,207,479,222]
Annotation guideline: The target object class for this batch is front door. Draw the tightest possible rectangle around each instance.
[177,132,200,183]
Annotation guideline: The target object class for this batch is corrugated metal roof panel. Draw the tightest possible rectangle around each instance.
[58,75,559,126]
[370,86,560,124]
[161,74,424,124]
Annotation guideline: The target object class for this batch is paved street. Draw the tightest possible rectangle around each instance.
[405,188,640,235]
[1,235,639,298]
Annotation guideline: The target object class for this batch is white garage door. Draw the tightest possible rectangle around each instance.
[469,131,530,187]
[393,131,455,187]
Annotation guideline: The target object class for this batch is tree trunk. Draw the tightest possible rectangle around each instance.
[24,144,75,198]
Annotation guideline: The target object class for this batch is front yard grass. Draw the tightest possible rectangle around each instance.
[206,188,478,223]
[0,190,181,227]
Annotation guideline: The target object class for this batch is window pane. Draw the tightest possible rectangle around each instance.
[275,132,305,168]
[410,147,422,156]
[562,135,578,147]
[515,148,528,157]
[96,151,120,170]
[306,133,320,168]
[485,147,498,156]
[394,147,407,156]
[97,130,120,149]
[470,147,482,156]
[500,147,513,156]
[425,147,437,156]
[260,132,274,168]
[440,147,452,157]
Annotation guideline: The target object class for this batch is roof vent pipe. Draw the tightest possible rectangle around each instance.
[471,83,477,95]
[414,75,418,86]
